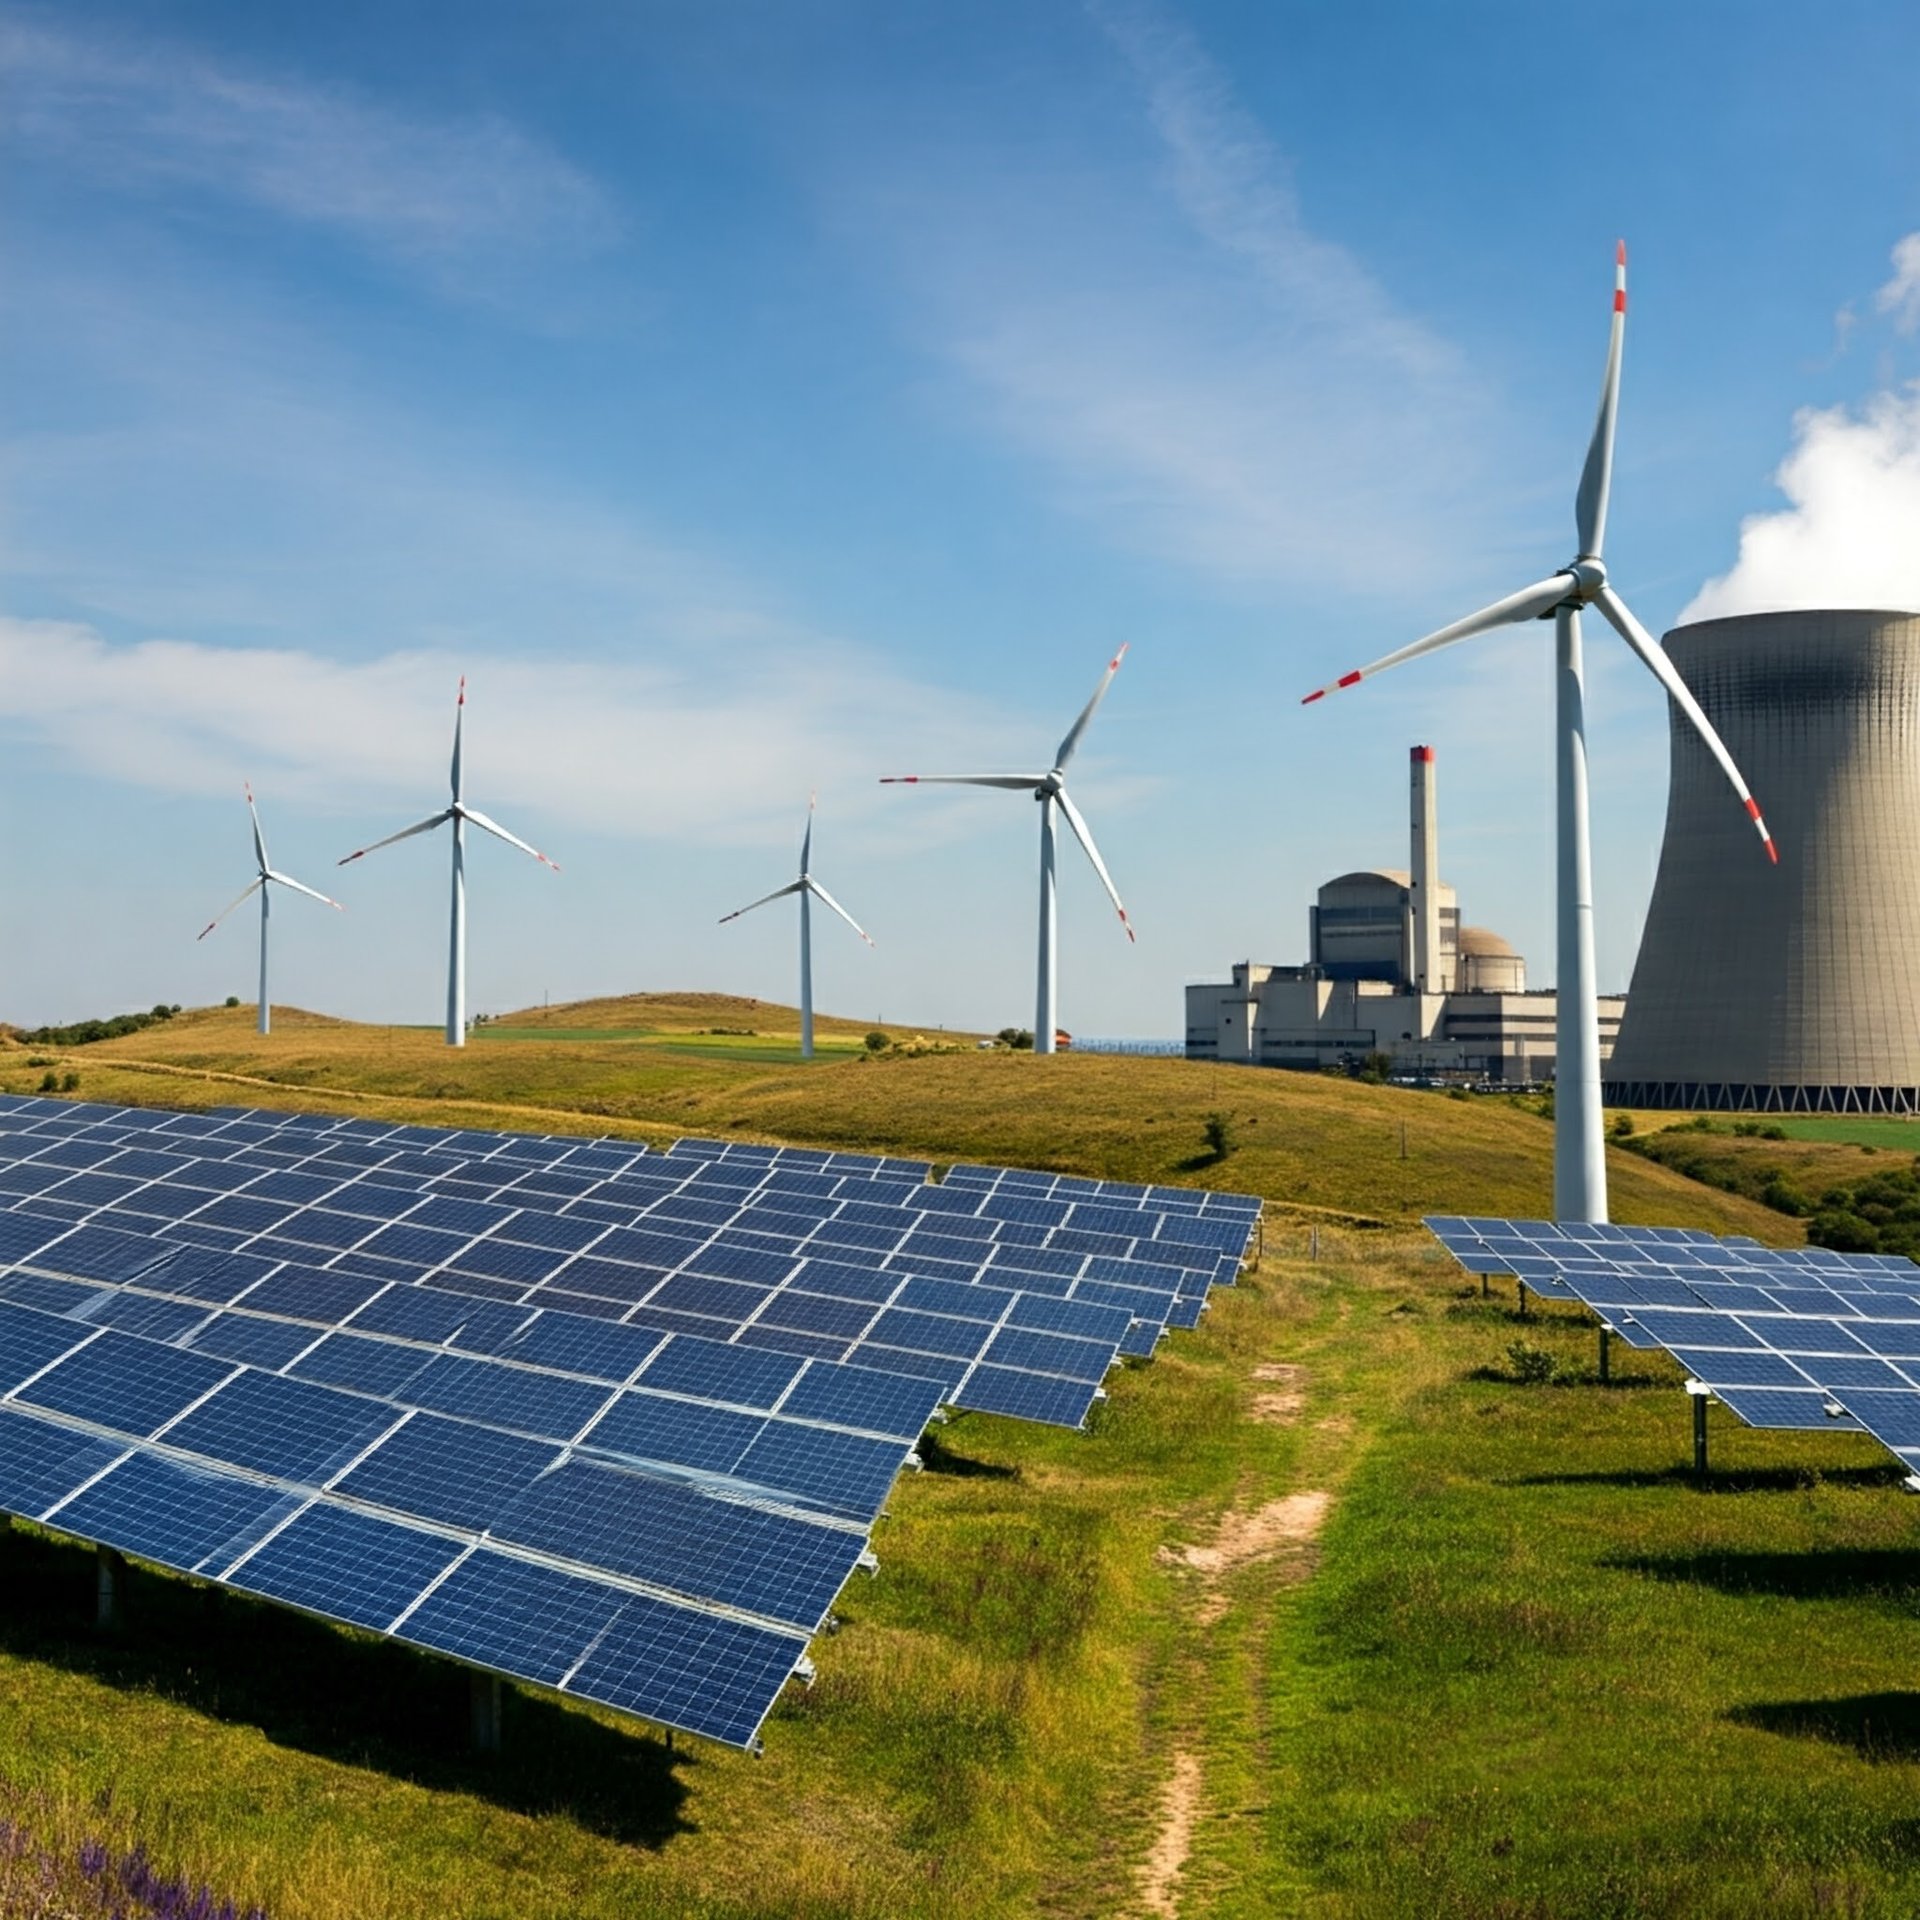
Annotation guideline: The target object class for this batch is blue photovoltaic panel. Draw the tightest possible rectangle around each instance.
[584,1391,765,1476]
[16,1331,235,1436]
[0,1301,96,1391]
[334,1413,562,1530]
[731,1422,908,1521]
[228,1503,465,1632]
[566,1590,808,1749]
[288,1331,434,1399]
[492,1460,862,1629]
[399,1549,629,1685]
[774,1360,946,1441]
[49,1452,298,1576]
[399,1354,612,1443]
[0,1405,127,1517]
[185,1312,321,1371]
[956,1365,1100,1428]
[0,1090,1258,1748]
[635,1335,805,1411]
[163,1370,402,1485]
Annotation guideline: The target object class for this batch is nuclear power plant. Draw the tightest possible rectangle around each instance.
[1187,747,1622,1080]
[1606,608,1920,1113]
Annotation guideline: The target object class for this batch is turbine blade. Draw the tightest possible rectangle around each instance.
[1301,575,1573,704]
[1575,241,1628,559]
[1594,582,1778,864]
[450,675,466,801]
[461,807,560,870]
[266,869,345,911]
[718,881,805,924]
[197,876,264,941]
[337,810,452,865]
[879,774,1044,789]
[801,793,815,878]
[805,878,875,946]
[1055,790,1135,943]
[1054,642,1129,773]
[245,781,268,874]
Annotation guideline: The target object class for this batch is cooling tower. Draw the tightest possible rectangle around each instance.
[1606,608,1920,1112]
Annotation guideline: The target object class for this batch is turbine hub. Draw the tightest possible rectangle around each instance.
[1567,558,1607,601]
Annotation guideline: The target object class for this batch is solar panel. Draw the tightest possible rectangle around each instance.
[1426,1214,1920,1461]
[0,1092,1263,1748]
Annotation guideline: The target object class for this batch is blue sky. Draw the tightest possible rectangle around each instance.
[5,1,1919,1035]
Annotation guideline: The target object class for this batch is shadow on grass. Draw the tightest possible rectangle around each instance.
[0,1526,693,1848]
[1609,1543,1920,1599]
[1466,1367,1667,1390]
[1730,1692,1920,1760]
[916,1428,1019,1479]
[1520,1463,1907,1494]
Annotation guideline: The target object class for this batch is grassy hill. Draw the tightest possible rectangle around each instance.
[0,1002,1793,1237]
[13,1009,1920,1917]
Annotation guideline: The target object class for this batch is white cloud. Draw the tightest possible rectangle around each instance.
[0,18,618,304]
[1680,383,1920,623]
[1876,232,1920,336]
[0,618,1028,852]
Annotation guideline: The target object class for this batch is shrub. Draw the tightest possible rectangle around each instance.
[865,1031,890,1052]
[1202,1111,1239,1161]
[996,1028,1034,1051]
[60,1072,78,1092]
[223,995,241,1008]
[38,1071,57,1092]
[1610,1113,1634,1138]
[1505,1338,1559,1385]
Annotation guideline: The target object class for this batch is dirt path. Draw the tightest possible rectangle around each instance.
[1138,1377,1336,1916]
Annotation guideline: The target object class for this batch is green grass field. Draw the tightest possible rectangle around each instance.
[6,1004,1920,1915]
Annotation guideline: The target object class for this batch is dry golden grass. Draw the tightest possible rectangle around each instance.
[0,1001,1795,1237]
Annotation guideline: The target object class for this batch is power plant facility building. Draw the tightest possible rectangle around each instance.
[1606,607,1920,1113]
[1187,747,1622,1081]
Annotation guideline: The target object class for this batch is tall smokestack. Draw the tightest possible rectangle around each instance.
[1410,745,1440,992]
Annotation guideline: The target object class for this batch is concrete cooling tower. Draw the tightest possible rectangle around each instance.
[1606,608,1920,1113]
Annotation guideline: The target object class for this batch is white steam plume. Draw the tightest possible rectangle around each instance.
[1684,234,1920,624]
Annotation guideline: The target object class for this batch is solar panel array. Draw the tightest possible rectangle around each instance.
[1427,1215,1920,1472]
[0,1094,1259,1749]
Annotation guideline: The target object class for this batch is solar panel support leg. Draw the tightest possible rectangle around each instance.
[1692,1393,1709,1478]
[95,1547,124,1632]
[470,1672,502,1756]
[1598,1326,1610,1384]
[1517,1281,1529,1319]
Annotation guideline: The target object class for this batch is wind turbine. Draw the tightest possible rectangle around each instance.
[883,646,1134,1056]
[337,678,559,1048]
[1300,244,1775,1224]
[718,797,874,1059]
[196,784,343,1036]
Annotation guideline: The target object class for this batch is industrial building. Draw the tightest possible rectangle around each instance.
[1606,608,1920,1113]
[1187,747,1622,1080]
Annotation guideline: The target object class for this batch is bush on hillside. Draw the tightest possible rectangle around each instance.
[22,1006,180,1048]
[1202,1111,1239,1161]
[865,1031,890,1052]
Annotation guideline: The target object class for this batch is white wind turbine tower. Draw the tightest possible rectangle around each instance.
[337,678,560,1048]
[884,646,1135,1056]
[196,784,343,1036]
[1301,244,1776,1224]
[718,796,874,1060]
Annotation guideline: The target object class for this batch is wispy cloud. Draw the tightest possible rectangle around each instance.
[0,17,619,307]
[840,0,1497,597]
[1876,232,1920,336]
[0,617,1022,851]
